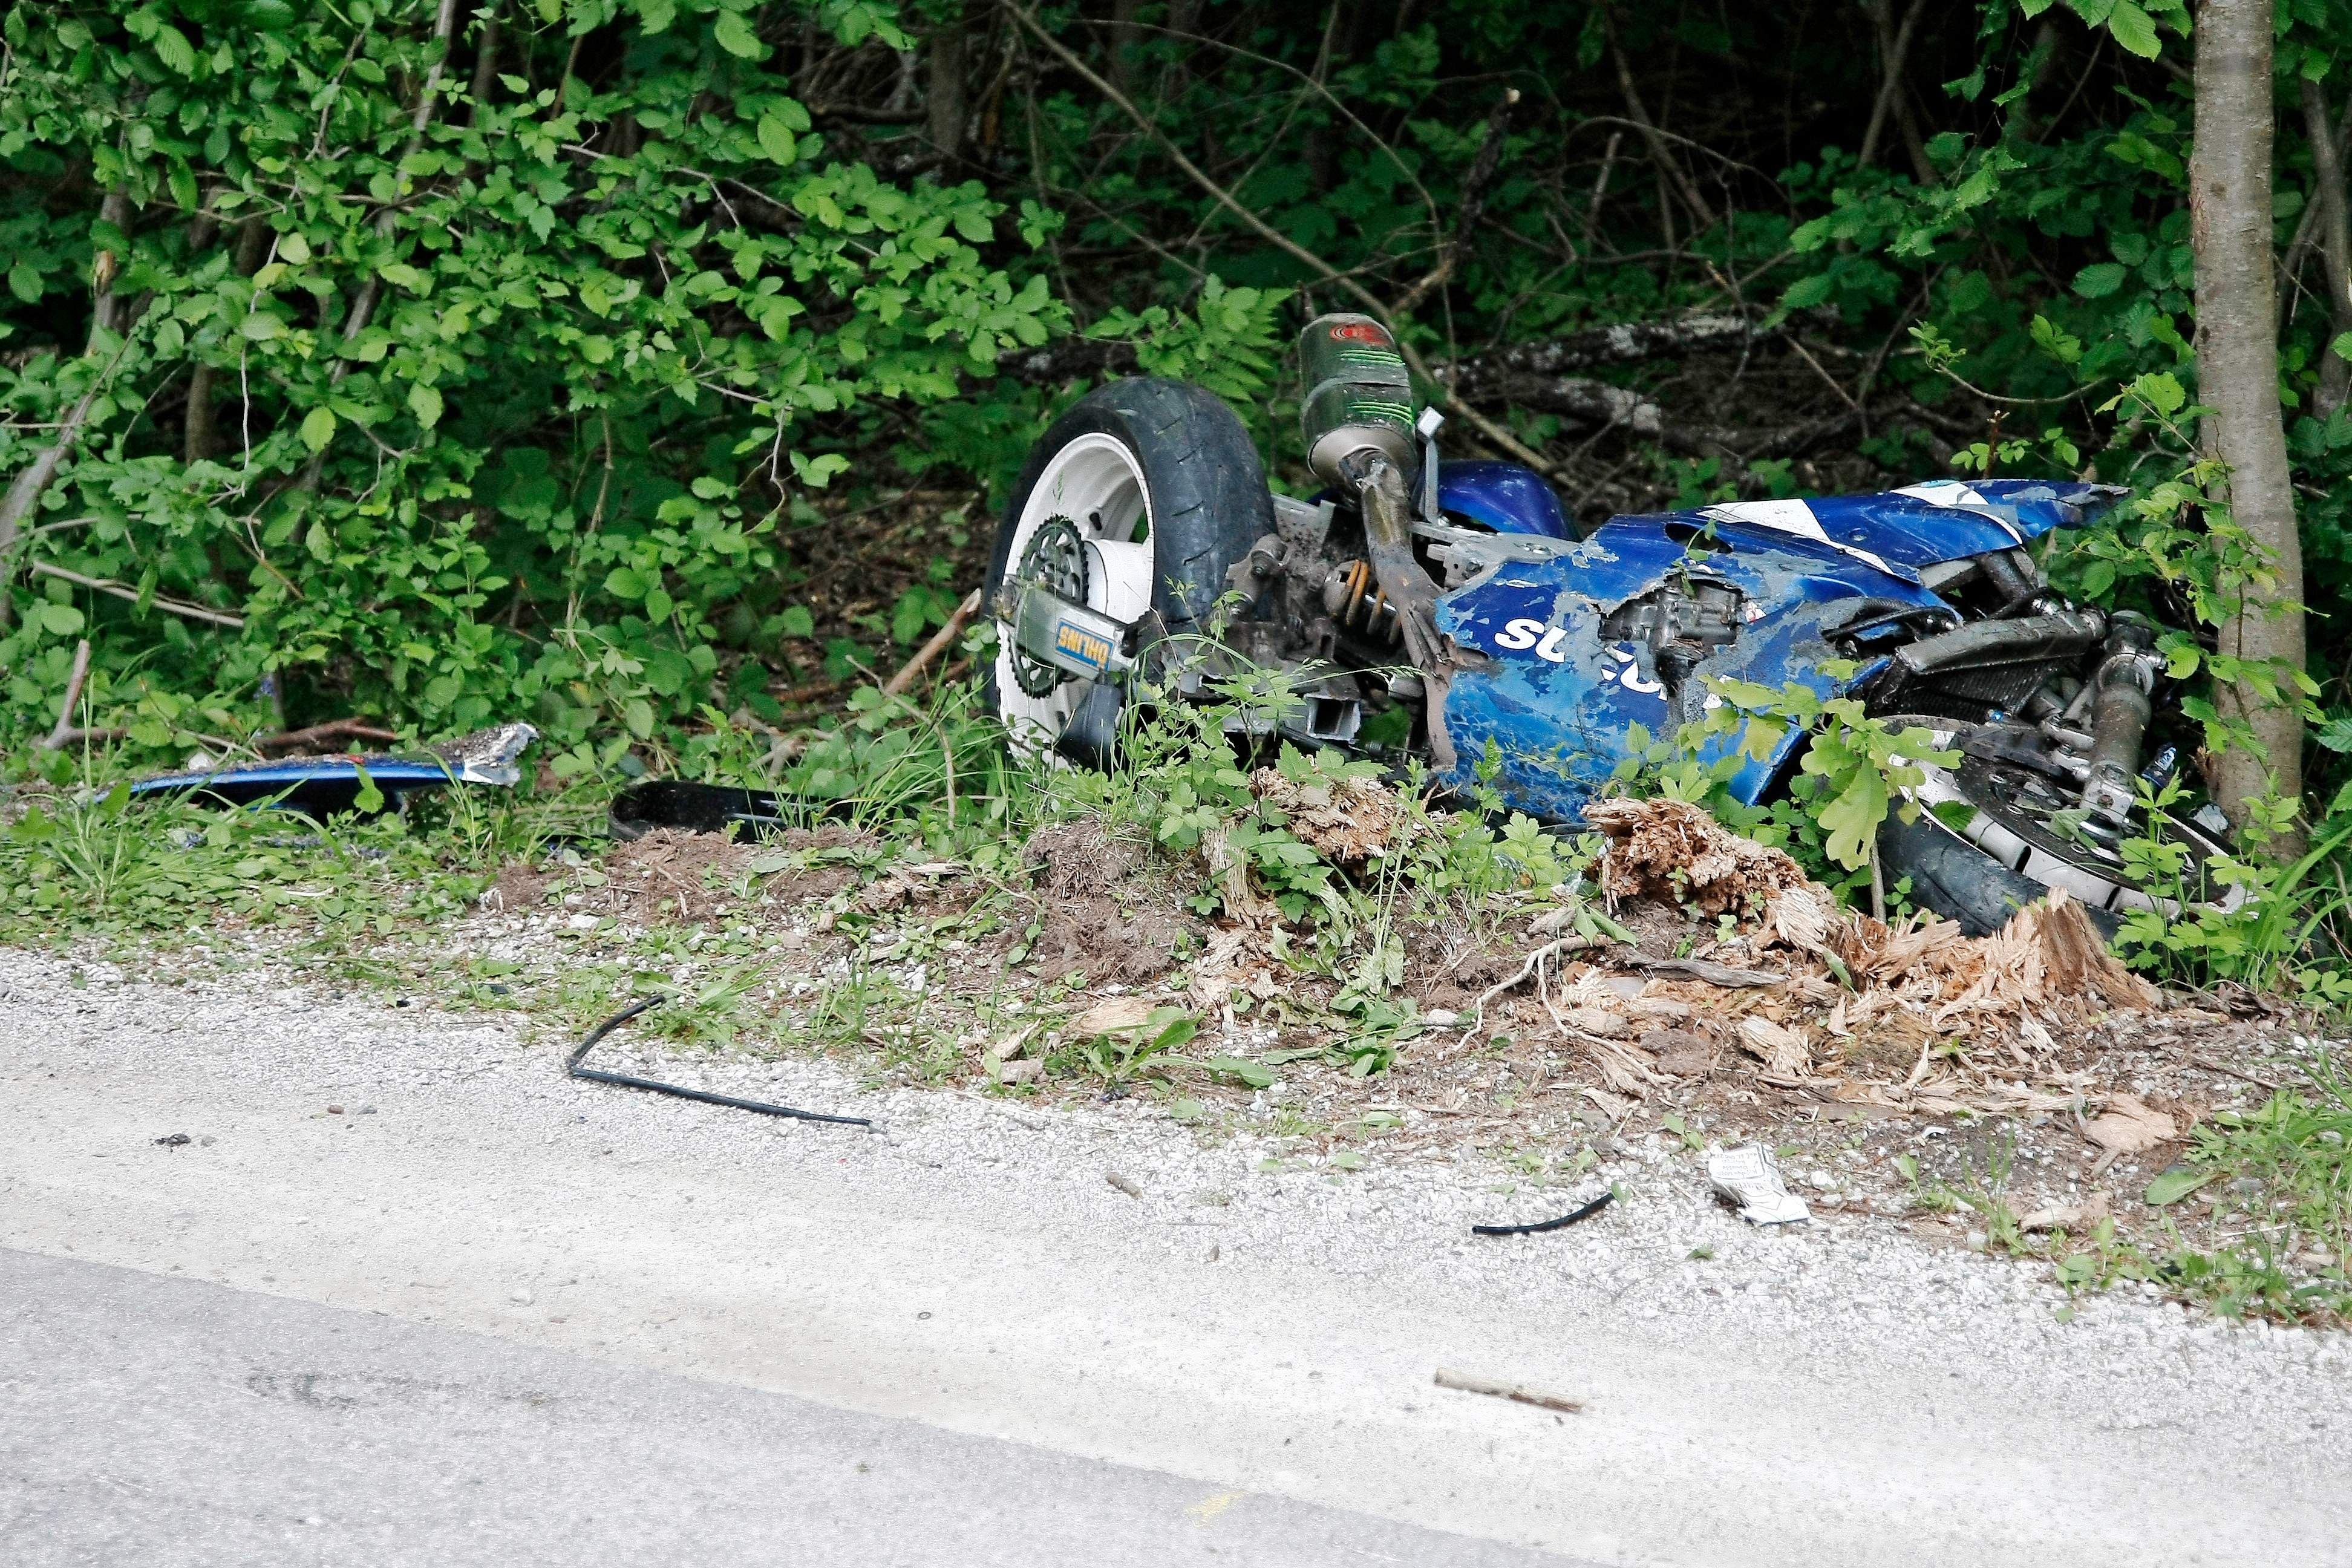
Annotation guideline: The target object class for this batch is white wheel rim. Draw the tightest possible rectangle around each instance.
[1892,726,2245,918]
[995,432,1155,753]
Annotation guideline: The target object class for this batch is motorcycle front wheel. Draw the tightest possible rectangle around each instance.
[983,377,1272,763]
[1873,714,2243,936]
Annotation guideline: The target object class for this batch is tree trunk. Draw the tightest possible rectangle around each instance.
[927,4,968,164]
[2302,77,2352,419]
[0,189,134,632]
[2192,0,2305,839]
[184,216,269,464]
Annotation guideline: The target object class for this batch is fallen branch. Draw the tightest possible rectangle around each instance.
[1391,88,1520,318]
[883,587,984,697]
[257,718,402,754]
[38,639,93,751]
[1443,315,1766,381]
[1618,951,1786,988]
[42,727,129,750]
[1433,1368,1584,1414]
[24,560,246,630]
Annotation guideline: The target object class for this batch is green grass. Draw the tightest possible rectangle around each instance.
[2142,1063,2352,1322]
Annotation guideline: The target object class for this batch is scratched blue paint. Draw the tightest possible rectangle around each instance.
[1422,468,2124,823]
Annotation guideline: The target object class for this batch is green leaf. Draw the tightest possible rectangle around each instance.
[299,407,337,453]
[2072,262,2129,299]
[2135,371,2187,416]
[39,602,86,637]
[603,566,648,600]
[713,9,763,57]
[152,22,197,74]
[779,604,816,638]
[622,697,657,739]
[2106,0,2160,59]
[756,114,797,165]
[1207,1054,1275,1088]
[789,451,848,487]
[408,382,444,429]
[1814,762,1892,871]
[2143,1168,2213,1206]
[6,261,38,303]
[350,760,385,815]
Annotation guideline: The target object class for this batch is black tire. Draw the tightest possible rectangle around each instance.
[1873,713,2239,936]
[1878,808,2105,938]
[984,378,1273,756]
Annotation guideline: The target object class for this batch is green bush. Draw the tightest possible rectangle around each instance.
[0,0,1062,761]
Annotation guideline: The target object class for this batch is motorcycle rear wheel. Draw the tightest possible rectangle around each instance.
[1874,714,2242,936]
[984,378,1272,761]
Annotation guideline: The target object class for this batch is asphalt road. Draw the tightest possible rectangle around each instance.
[0,1249,1573,1568]
[5,948,2347,1567]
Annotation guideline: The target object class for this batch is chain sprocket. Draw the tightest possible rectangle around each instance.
[1008,516,1091,697]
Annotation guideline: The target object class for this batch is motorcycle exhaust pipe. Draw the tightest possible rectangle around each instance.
[1296,314,1445,671]
[1298,313,1418,490]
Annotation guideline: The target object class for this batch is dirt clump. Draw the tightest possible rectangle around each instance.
[482,861,553,914]
[1406,930,1526,1013]
[1024,817,1200,985]
[528,825,881,926]
[1641,1027,1716,1077]
[1613,895,1710,958]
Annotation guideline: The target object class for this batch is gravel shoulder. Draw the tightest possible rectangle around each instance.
[3,943,2348,1567]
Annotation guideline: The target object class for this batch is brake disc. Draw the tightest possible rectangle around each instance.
[1961,751,2220,898]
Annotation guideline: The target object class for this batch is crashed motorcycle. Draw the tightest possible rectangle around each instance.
[984,313,2234,935]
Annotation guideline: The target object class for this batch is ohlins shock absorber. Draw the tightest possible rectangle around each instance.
[1321,558,1404,644]
[1295,314,1443,672]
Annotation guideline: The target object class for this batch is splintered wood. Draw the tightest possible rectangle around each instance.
[1549,796,2171,1122]
[1584,795,1809,913]
[1247,766,1422,864]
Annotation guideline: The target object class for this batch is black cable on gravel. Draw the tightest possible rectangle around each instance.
[1471,1191,1613,1236]
[566,995,873,1128]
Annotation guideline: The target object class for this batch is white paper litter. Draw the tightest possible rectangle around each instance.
[1707,1144,1811,1226]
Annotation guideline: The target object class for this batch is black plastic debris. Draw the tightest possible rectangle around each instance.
[607,779,792,841]
[1471,1190,1613,1236]
[128,722,537,817]
[154,1133,191,1148]
[567,994,872,1128]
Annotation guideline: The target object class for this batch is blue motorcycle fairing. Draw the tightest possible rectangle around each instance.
[1432,461,2123,571]
[1435,460,1573,539]
[1430,512,1949,822]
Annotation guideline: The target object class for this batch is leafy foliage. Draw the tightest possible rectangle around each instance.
[1,0,1060,760]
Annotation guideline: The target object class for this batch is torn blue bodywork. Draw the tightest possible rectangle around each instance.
[129,723,537,817]
[1423,469,2125,822]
